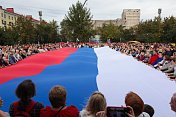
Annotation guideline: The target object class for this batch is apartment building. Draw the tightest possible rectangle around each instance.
[0,6,40,29]
[122,9,140,29]
[92,18,122,29]
[92,9,140,29]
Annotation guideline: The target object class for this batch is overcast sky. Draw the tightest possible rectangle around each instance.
[1,0,176,24]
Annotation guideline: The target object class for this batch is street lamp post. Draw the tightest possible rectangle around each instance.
[39,11,42,22]
[38,11,42,44]
[158,8,162,40]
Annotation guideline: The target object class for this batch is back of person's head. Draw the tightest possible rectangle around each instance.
[125,92,144,116]
[16,79,36,101]
[170,92,176,112]
[86,91,107,115]
[49,85,66,108]
[144,104,155,117]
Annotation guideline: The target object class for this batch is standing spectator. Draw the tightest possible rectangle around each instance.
[40,85,79,117]
[125,92,150,117]
[80,91,107,117]
[9,80,44,117]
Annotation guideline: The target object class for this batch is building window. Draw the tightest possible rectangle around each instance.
[9,22,11,26]
[4,21,6,25]
[4,14,6,18]
[9,16,10,19]
[2,20,3,24]
[12,17,13,20]
[1,13,3,17]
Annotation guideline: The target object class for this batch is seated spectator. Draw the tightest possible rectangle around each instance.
[163,58,176,73]
[125,92,150,117]
[148,50,159,65]
[143,104,155,117]
[170,92,176,113]
[9,80,44,117]
[14,49,23,61]
[8,52,17,65]
[160,56,172,71]
[40,85,79,117]
[152,52,163,67]
[138,51,145,61]
[0,54,8,67]
[19,50,27,59]
[80,91,107,117]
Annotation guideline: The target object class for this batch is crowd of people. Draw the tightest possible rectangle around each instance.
[0,42,99,68]
[0,79,159,117]
[0,42,176,117]
[110,42,176,80]
[1,42,175,79]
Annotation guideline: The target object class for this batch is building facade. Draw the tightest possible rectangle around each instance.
[0,7,21,29]
[0,6,40,29]
[122,9,140,29]
[92,9,140,29]
[92,18,122,29]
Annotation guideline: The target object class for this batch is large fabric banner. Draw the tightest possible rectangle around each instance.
[0,47,175,116]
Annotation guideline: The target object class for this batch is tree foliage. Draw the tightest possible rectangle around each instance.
[36,20,58,44]
[60,1,93,42]
[13,16,37,44]
[161,16,176,43]
[0,16,59,45]
[97,22,123,42]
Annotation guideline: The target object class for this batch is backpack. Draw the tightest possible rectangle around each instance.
[13,100,37,117]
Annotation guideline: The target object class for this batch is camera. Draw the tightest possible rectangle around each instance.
[106,106,130,117]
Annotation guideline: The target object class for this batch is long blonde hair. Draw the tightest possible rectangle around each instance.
[86,91,107,115]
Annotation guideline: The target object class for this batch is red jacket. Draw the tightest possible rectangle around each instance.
[40,105,79,117]
[148,54,159,65]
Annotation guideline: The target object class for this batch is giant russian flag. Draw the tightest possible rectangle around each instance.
[0,47,175,117]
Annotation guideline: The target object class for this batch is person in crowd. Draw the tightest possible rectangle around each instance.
[96,91,150,117]
[152,52,163,67]
[143,104,155,117]
[8,51,17,65]
[148,50,159,65]
[14,49,23,61]
[0,54,8,67]
[170,92,176,113]
[125,92,150,117]
[80,91,107,117]
[40,85,79,117]
[9,79,44,117]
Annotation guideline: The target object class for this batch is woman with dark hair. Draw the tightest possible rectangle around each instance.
[9,79,44,117]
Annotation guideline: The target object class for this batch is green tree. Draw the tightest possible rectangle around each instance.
[36,20,59,43]
[60,1,93,42]
[0,27,19,45]
[14,16,36,44]
[135,17,162,42]
[97,22,123,42]
[161,16,176,43]
[121,28,136,42]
